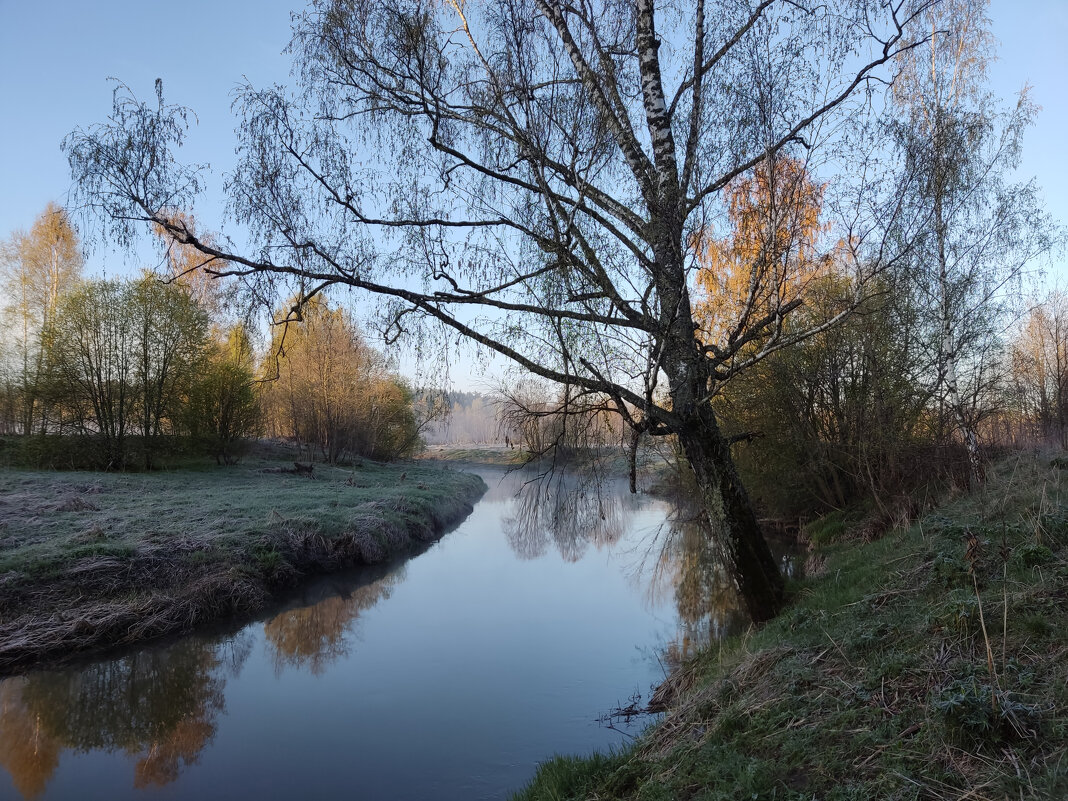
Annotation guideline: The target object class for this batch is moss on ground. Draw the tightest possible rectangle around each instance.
[514,453,1068,800]
[0,453,485,674]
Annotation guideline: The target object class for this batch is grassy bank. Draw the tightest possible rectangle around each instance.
[515,454,1068,800]
[0,455,486,674]
[419,444,530,466]
[419,443,671,478]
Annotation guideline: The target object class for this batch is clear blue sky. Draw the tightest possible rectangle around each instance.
[0,0,296,273]
[1,0,1065,279]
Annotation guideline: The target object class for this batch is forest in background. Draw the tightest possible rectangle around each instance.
[0,206,422,469]
[2,197,1066,533]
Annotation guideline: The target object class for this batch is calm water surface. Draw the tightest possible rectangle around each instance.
[0,467,785,800]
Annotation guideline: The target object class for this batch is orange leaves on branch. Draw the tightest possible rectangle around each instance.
[151,210,230,320]
[693,157,834,348]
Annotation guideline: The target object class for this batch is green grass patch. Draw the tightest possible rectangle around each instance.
[802,508,858,546]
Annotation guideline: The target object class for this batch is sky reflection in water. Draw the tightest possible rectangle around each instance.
[0,467,793,800]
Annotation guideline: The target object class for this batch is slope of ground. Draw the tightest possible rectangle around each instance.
[515,453,1068,800]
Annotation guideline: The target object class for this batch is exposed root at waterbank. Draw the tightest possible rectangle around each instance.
[0,468,486,675]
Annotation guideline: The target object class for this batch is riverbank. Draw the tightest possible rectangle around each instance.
[418,443,673,483]
[0,457,486,674]
[418,444,532,466]
[515,452,1068,800]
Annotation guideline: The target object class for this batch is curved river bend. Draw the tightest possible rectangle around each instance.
[0,467,781,800]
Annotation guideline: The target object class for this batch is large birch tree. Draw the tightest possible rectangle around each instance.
[891,0,1056,487]
[66,0,934,620]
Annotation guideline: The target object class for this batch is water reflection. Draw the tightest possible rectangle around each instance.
[641,511,748,666]
[0,563,409,798]
[0,467,799,801]
[502,472,633,561]
[499,470,798,665]
[0,678,60,799]
[264,566,404,675]
[639,502,799,668]
[0,634,251,796]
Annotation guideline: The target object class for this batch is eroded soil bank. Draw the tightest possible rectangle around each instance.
[0,458,486,674]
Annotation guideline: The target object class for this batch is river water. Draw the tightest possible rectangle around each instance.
[0,467,789,800]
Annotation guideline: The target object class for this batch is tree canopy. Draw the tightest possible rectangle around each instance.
[0,203,83,435]
[66,0,949,619]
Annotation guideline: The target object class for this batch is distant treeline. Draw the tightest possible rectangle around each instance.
[420,391,502,445]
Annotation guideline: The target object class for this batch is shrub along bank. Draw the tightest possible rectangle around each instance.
[515,453,1068,800]
[0,457,486,674]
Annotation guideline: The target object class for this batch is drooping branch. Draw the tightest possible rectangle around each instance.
[150,213,681,425]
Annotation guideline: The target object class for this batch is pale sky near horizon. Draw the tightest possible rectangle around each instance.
[0,0,1065,382]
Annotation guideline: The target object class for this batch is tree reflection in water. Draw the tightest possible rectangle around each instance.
[638,500,798,669]
[0,632,251,797]
[0,678,60,799]
[499,468,756,660]
[502,471,634,561]
[0,470,800,800]
[645,511,747,667]
[263,567,404,675]
[499,469,764,663]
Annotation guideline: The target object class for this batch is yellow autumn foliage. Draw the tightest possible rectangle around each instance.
[693,157,833,349]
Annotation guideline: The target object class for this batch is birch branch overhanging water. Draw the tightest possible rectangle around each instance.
[65,0,936,621]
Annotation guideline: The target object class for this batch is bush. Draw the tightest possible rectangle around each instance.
[934,677,1040,747]
[181,326,262,465]
[2,434,198,471]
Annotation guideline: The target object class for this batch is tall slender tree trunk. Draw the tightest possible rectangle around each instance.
[655,237,784,621]
[675,402,785,622]
[627,425,642,494]
[934,166,983,489]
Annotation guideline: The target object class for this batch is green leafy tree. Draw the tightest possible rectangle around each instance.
[128,274,210,468]
[719,273,929,518]
[50,278,210,469]
[183,323,262,464]
[51,280,137,468]
[0,203,83,434]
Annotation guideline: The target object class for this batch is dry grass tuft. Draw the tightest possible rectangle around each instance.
[803,552,828,578]
[639,646,795,762]
[51,496,100,513]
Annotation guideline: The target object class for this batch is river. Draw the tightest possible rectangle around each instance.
[0,466,792,800]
